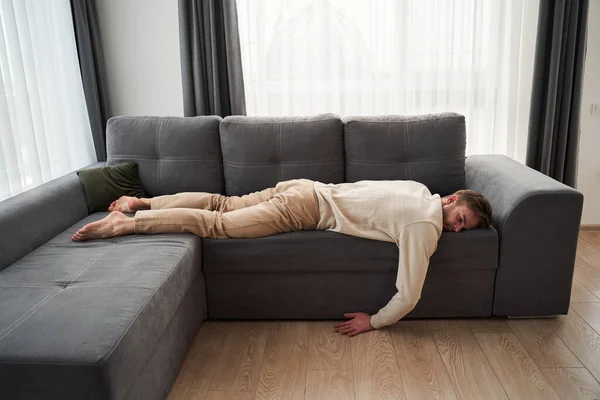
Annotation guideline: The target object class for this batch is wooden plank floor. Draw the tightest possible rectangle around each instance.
[168,231,600,400]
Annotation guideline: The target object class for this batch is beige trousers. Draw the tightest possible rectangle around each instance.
[133,179,320,239]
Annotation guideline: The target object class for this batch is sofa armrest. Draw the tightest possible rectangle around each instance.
[466,155,583,316]
[0,163,99,271]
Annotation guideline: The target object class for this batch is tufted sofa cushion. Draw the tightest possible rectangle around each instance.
[344,113,466,196]
[106,116,224,197]
[220,114,345,195]
[0,212,203,400]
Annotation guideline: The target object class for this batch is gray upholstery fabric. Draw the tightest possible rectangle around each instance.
[410,270,495,318]
[344,113,466,196]
[203,229,497,274]
[204,228,497,318]
[466,155,583,316]
[106,116,224,197]
[0,213,203,400]
[0,172,88,272]
[125,274,206,400]
[206,270,495,320]
[220,114,345,195]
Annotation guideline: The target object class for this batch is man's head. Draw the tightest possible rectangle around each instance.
[441,190,492,232]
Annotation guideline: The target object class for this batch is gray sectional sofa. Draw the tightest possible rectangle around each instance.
[0,113,583,399]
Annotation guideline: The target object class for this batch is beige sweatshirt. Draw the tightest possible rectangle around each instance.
[313,180,443,329]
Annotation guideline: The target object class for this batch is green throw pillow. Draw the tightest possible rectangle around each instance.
[77,162,146,213]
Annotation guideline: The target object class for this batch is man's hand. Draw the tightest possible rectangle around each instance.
[334,312,374,336]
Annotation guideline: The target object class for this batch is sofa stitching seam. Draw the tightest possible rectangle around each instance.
[223,159,342,167]
[0,284,57,288]
[407,123,412,176]
[404,123,409,176]
[277,129,282,181]
[156,122,161,194]
[0,289,60,342]
[114,116,221,122]
[344,115,463,124]
[0,283,157,289]
[109,155,220,161]
[347,156,464,165]
[53,284,156,289]
[62,244,117,289]
[222,117,339,125]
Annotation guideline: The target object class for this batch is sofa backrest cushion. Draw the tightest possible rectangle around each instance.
[106,116,224,196]
[0,172,89,271]
[344,113,466,196]
[220,114,344,195]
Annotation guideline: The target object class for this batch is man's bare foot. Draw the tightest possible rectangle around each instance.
[72,211,135,241]
[108,196,149,212]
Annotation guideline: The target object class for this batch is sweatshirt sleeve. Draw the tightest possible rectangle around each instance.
[370,222,440,329]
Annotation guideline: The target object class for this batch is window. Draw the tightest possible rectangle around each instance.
[0,0,96,201]
[237,0,539,160]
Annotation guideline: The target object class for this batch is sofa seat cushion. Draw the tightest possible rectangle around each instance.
[203,227,498,274]
[0,212,202,400]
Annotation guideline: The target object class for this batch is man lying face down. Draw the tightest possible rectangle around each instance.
[73,178,492,336]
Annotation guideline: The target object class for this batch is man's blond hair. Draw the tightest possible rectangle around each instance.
[453,190,493,228]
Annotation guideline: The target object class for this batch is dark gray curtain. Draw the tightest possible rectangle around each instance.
[526,0,589,187]
[178,0,246,117]
[70,0,109,162]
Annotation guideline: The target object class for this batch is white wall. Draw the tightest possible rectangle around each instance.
[578,0,600,225]
[96,0,183,117]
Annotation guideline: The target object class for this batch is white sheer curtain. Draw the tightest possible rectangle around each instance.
[0,0,96,201]
[236,0,539,160]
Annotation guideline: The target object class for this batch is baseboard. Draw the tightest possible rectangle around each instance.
[580,225,600,231]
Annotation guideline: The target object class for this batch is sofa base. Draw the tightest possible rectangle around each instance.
[125,274,207,400]
[206,270,495,319]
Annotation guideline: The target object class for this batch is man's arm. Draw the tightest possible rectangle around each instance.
[370,222,439,329]
[335,222,439,335]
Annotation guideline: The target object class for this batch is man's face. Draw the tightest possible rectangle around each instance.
[442,196,480,232]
